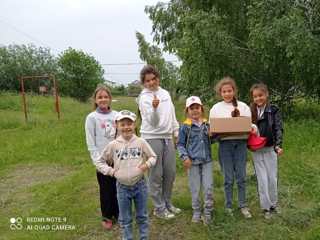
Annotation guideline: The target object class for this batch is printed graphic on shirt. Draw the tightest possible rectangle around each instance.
[116,147,142,160]
[97,118,114,137]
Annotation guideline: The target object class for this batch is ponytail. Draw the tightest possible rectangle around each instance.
[231,97,240,117]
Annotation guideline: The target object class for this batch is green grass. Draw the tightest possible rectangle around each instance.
[0,92,320,239]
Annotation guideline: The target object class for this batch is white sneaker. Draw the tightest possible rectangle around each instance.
[153,209,175,219]
[202,215,212,225]
[240,207,252,219]
[264,210,272,220]
[167,205,182,214]
[191,214,201,223]
[225,208,234,216]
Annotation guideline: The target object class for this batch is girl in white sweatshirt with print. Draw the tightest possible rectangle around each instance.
[85,85,118,230]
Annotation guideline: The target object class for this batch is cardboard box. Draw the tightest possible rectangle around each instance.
[210,117,252,134]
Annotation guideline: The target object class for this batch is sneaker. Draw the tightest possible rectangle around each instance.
[191,213,201,223]
[263,210,272,220]
[153,209,175,219]
[101,219,113,230]
[240,207,252,219]
[225,208,234,216]
[202,215,212,225]
[270,206,281,214]
[167,205,182,214]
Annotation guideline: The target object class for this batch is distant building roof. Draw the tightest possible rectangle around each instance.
[104,80,118,86]
[129,80,140,86]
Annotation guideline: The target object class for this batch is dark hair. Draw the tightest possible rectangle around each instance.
[140,64,160,84]
[250,83,269,124]
[215,76,240,117]
[91,84,112,110]
[185,105,205,117]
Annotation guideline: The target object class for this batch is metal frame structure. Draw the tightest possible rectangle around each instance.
[19,74,60,122]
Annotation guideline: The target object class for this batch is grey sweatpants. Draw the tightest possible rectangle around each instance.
[253,147,278,210]
[188,161,213,217]
[146,139,176,213]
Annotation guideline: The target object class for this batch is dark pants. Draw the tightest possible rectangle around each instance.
[96,171,119,221]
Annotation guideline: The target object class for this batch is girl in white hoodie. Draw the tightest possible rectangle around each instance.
[137,64,181,219]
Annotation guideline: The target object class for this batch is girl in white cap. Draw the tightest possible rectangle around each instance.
[177,96,214,225]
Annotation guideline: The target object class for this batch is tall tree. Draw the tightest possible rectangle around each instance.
[0,44,57,91]
[146,1,254,101]
[248,0,320,108]
[57,48,104,102]
[136,31,180,98]
[146,0,320,109]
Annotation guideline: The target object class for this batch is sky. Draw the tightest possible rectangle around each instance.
[0,0,176,85]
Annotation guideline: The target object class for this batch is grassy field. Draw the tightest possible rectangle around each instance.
[0,92,320,240]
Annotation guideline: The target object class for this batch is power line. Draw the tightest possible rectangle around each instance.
[101,60,179,66]
[102,62,146,66]
[0,16,60,53]
[104,72,140,75]
[0,15,180,65]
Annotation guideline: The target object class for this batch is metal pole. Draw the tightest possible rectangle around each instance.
[20,77,28,122]
[53,75,60,120]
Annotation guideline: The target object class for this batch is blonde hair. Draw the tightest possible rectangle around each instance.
[91,84,112,110]
[215,76,240,117]
[215,76,238,97]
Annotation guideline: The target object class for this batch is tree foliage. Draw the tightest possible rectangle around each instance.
[0,45,106,102]
[136,31,180,98]
[146,0,320,108]
[0,44,57,91]
[57,48,104,102]
[108,84,127,96]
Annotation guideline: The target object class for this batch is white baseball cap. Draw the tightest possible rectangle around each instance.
[186,96,203,108]
[115,110,137,122]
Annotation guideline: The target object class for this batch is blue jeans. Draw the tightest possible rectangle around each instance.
[219,140,247,208]
[117,179,149,240]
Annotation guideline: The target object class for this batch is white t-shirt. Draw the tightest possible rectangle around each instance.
[209,100,251,118]
[209,100,251,140]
